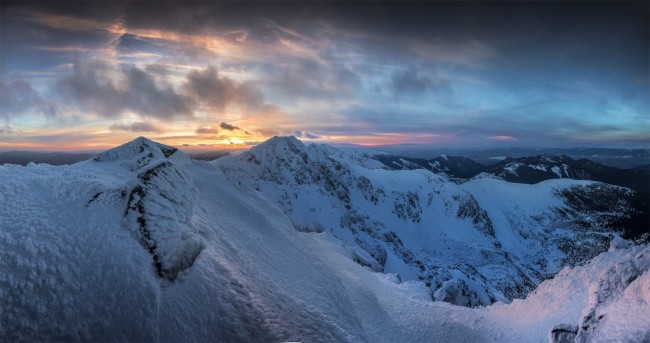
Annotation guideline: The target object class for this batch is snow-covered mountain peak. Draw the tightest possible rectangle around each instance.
[237,136,383,172]
[92,136,190,170]
[248,135,306,156]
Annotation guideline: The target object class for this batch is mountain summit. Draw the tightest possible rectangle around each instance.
[93,136,190,169]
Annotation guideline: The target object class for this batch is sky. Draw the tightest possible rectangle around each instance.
[0,1,648,151]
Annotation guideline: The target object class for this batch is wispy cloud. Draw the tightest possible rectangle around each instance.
[0,123,14,134]
[109,121,165,133]
[292,130,320,139]
[26,12,108,31]
[2,2,647,149]
[1,78,57,120]
[196,126,220,134]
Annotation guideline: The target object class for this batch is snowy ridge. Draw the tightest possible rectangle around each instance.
[574,241,650,342]
[216,136,638,307]
[490,242,650,343]
[477,243,650,343]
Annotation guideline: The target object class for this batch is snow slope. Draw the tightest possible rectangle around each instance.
[215,136,638,307]
[0,137,647,342]
[489,241,650,343]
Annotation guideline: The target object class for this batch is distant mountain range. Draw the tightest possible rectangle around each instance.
[374,146,650,169]
[372,153,649,191]
[373,154,485,179]
[0,151,95,166]
[372,153,649,239]
[0,150,231,165]
[486,155,650,191]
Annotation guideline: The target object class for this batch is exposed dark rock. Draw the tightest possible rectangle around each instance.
[549,324,578,343]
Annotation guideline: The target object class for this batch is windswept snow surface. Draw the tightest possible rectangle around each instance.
[1,137,648,342]
[491,242,650,343]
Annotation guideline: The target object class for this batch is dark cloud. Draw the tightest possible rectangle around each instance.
[109,121,164,133]
[219,121,238,131]
[7,2,648,82]
[220,121,252,135]
[196,122,251,135]
[117,34,162,57]
[112,1,647,86]
[184,67,265,112]
[57,62,274,120]
[57,60,194,119]
[388,68,451,97]
[184,68,230,104]
[196,126,220,134]
[0,3,120,72]
[144,64,170,78]
[391,69,431,95]
[57,60,123,118]
[122,65,194,118]
[0,123,14,134]
[0,79,57,120]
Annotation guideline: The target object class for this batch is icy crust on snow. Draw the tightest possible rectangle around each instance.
[0,162,161,340]
[215,136,636,308]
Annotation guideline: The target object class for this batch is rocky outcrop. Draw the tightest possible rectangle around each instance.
[94,137,202,281]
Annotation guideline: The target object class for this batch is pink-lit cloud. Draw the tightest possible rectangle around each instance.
[486,135,518,142]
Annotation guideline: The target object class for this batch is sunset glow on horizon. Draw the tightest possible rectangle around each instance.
[1,2,648,151]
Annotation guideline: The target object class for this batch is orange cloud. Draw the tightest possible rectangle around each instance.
[26,12,106,31]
